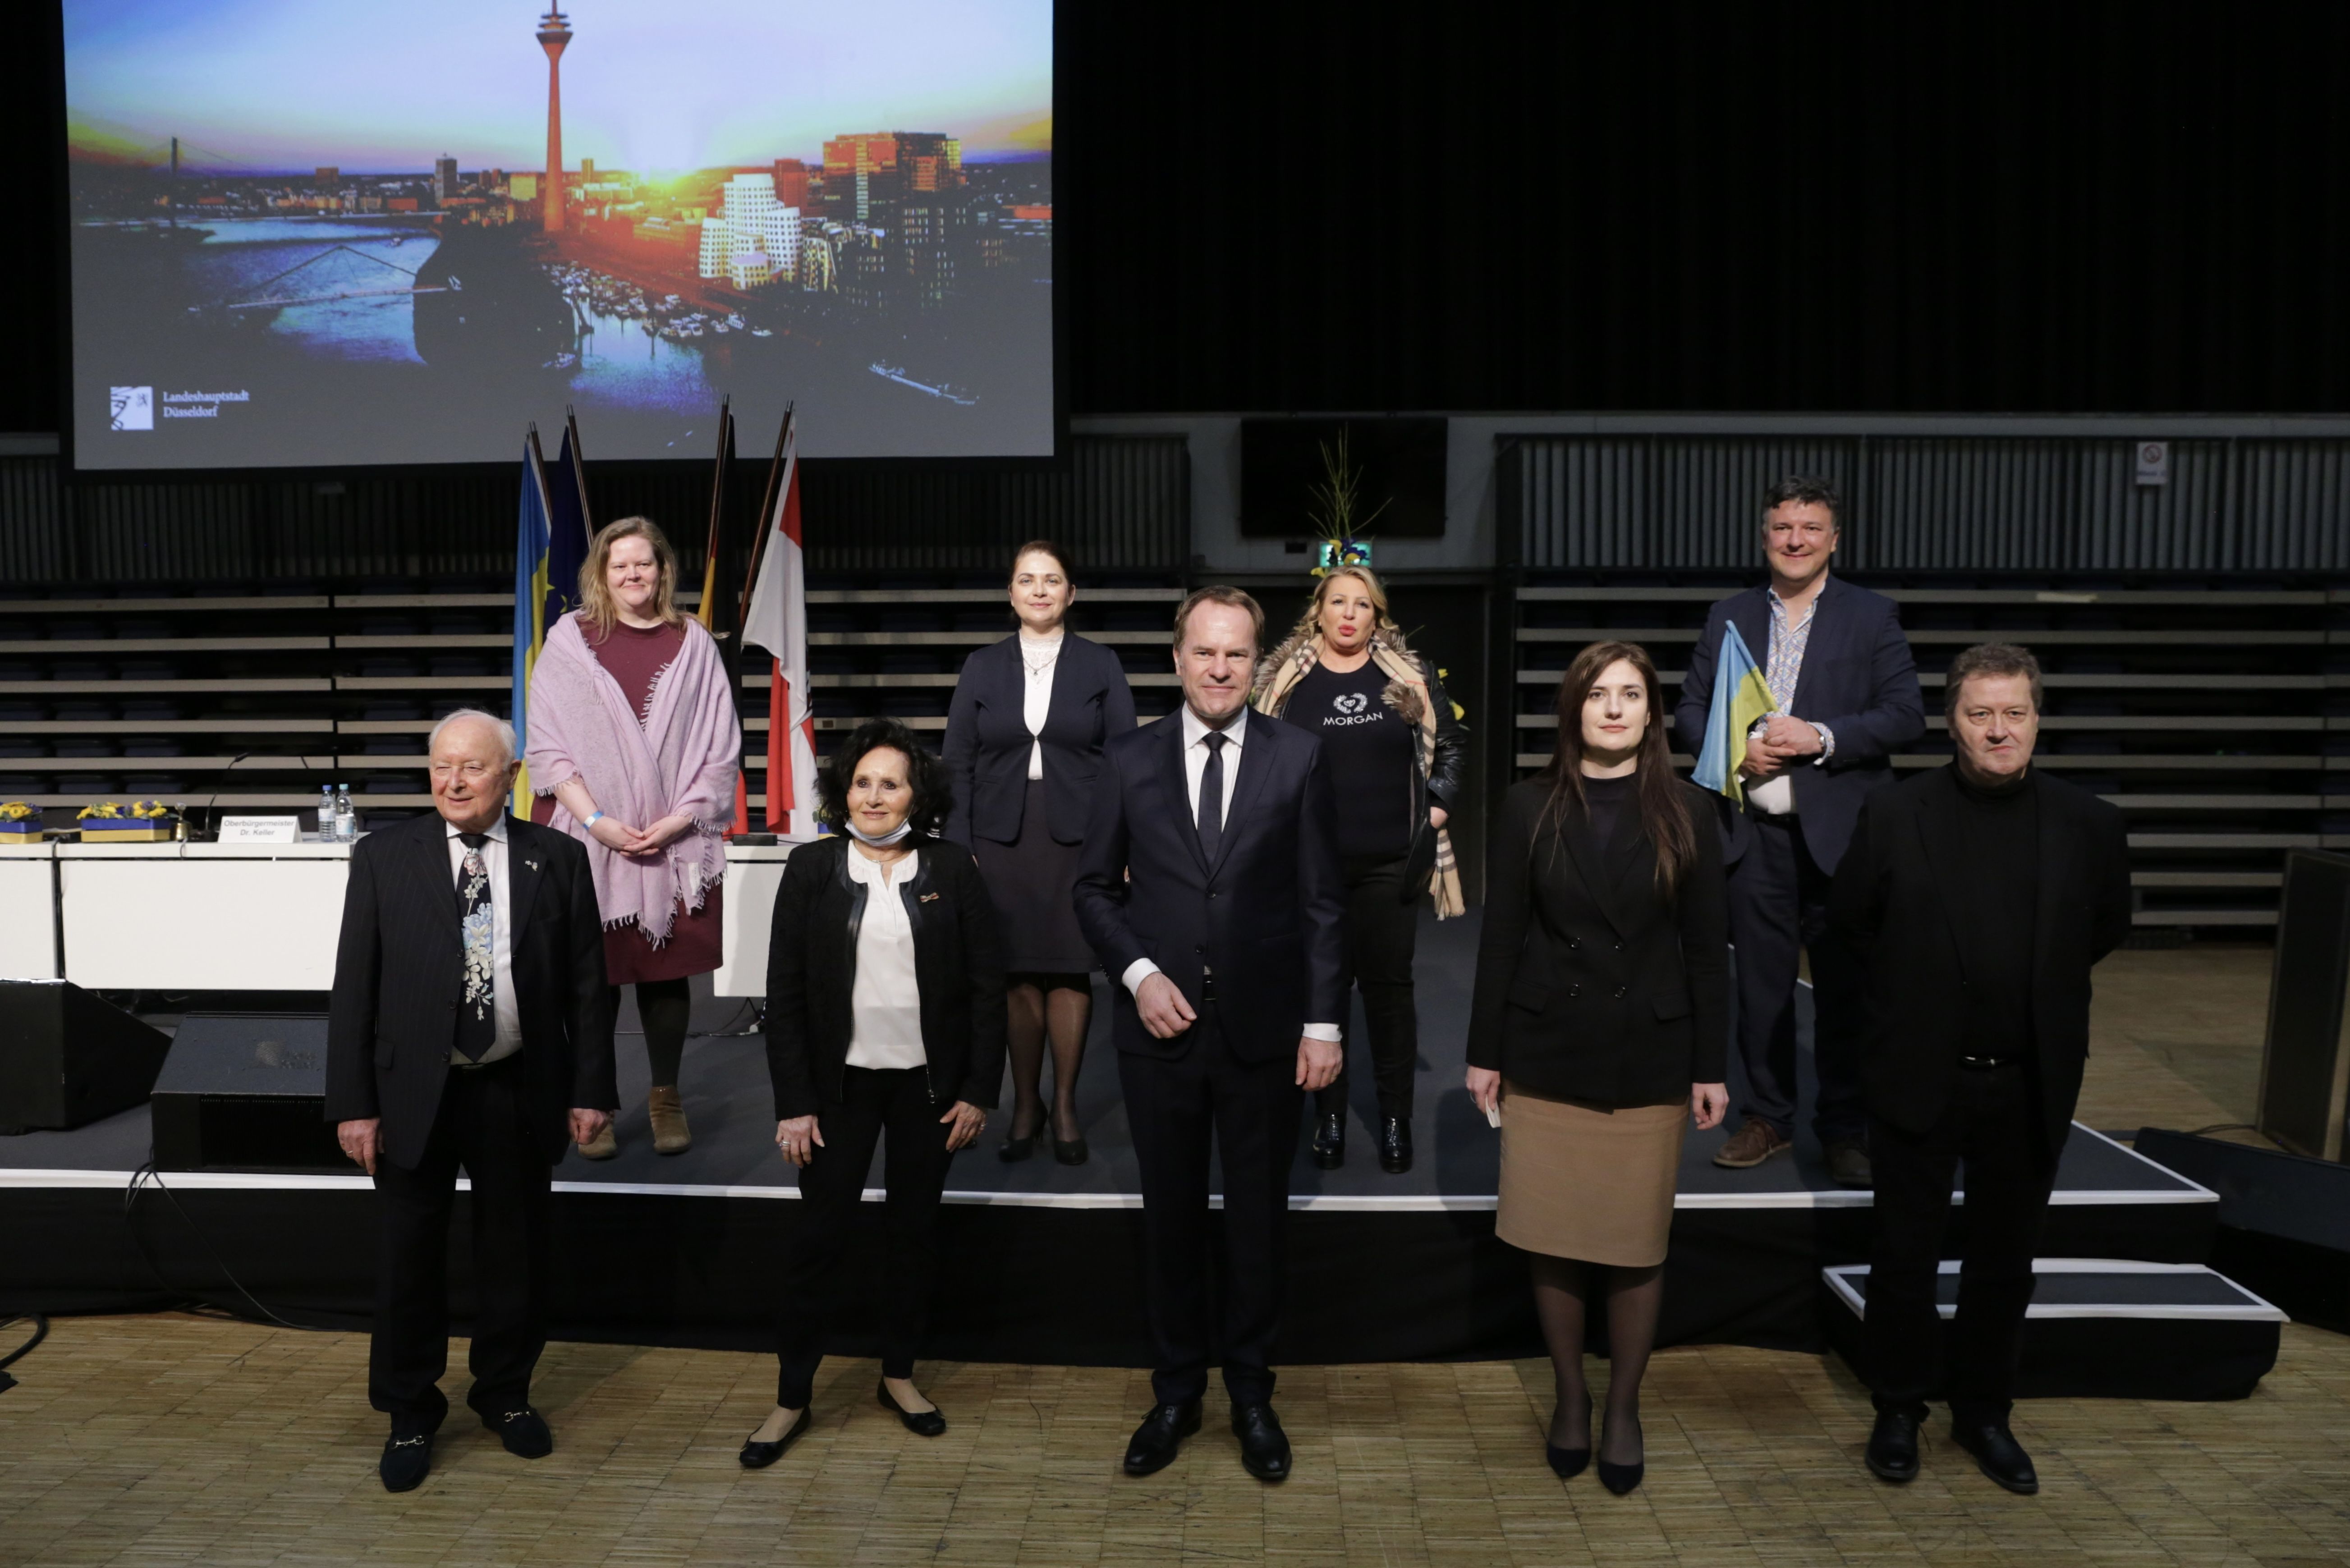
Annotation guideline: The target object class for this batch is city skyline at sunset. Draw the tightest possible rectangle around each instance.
[64,0,1053,174]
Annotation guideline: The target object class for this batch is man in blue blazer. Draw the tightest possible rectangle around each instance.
[1074,585,1346,1484]
[1672,477,1924,1185]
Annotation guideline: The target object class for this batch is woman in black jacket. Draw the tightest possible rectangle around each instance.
[742,719,1005,1467]
[943,540,1136,1165]
[1253,564,1468,1175]
[1465,640,1730,1496]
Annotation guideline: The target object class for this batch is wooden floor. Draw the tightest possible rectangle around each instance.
[4,1316,2348,1568]
[5,940,2338,1568]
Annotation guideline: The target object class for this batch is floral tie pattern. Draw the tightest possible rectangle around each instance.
[455,832,495,1062]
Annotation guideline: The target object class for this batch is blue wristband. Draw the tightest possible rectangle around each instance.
[585,811,605,827]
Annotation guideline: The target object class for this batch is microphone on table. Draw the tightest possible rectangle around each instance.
[200,753,253,842]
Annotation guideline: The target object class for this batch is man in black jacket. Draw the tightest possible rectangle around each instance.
[1830,645,2131,1496]
[1675,477,1925,1186]
[1074,586,1346,1483]
[326,710,616,1493]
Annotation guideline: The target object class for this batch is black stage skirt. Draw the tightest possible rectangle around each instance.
[973,778,1097,975]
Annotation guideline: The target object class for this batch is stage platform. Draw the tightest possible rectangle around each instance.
[0,912,2221,1366]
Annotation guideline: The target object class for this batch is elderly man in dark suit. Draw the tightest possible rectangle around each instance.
[326,708,615,1493]
[1674,476,1925,1186]
[1831,643,2130,1495]
[1074,585,1345,1484]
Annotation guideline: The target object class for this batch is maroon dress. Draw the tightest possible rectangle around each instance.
[534,618,726,985]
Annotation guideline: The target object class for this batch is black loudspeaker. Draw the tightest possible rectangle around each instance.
[2259,849,2350,1160]
[2134,1128,2350,1333]
[150,1013,346,1172]
[0,980,174,1134]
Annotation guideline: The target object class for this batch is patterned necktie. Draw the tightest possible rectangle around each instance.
[455,832,496,1062]
[1196,730,1227,862]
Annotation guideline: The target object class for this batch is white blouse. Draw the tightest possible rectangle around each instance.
[843,848,926,1071]
[1019,630,1062,780]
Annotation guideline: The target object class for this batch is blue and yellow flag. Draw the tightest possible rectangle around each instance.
[1691,621,1776,804]
[510,433,557,815]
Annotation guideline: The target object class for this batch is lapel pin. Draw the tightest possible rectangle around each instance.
[525,858,541,871]
[920,892,941,903]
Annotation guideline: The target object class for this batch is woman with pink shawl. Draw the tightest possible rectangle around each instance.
[526,517,741,1159]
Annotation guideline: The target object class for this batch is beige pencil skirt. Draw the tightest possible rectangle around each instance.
[1495,1081,1688,1267]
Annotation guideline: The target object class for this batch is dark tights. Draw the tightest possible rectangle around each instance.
[616,977,693,1089]
[1529,1255,1664,1464]
[1005,973,1092,1143]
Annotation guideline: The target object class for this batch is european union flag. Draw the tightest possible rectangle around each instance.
[1691,621,1777,805]
[509,431,557,816]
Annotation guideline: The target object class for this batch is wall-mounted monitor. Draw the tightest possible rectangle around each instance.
[60,0,1055,469]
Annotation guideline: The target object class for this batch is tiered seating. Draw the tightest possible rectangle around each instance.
[1510,581,2348,928]
[0,578,1186,824]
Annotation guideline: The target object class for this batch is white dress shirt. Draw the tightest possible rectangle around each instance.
[844,848,927,1070]
[444,818,523,1064]
[1120,706,1340,1043]
[1745,586,1836,817]
[1019,630,1062,781]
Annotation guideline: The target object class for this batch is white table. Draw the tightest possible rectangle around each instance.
[58,841,354,990]
[0,845,59,981]
[13,839,798,995]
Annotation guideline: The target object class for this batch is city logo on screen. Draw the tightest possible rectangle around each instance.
[110,386,154,432]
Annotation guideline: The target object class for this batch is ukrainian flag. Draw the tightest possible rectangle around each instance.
[509,435,556,816]
[1691,621,1776,804]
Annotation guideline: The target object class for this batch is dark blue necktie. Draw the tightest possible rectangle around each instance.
[1196,730,1227,861]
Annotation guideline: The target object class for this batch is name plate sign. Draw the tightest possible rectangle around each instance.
[217,816,302,844]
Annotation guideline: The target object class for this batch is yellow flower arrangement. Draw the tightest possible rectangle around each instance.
[76,800,174,821]
[0,802,34,822]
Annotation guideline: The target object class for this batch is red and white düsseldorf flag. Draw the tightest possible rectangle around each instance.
[738,411,820,839]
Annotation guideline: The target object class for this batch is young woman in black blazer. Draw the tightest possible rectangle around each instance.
[743,719,1005,1467]
[942,541,1137,1165]
[1465,640,1730,1496]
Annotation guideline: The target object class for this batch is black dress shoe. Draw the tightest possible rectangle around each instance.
[1547,1395,1591,1478]
[1825,1139,1875,1189]
[999,1098,1049,1162]
[482,1404,553,1459]
[878,1379,947,1437]
[1310,1112,1346,1169]
[1377,1116,1413,1174]
[1865,1408,1921,1483]
[739,1406,812,1468]
[1053,1135,1089,1165]
[1951,1416,2039,1495]
[1123,1401,1201,1476]
[1231,1403,1291,1482]
[379,1430,432,1493]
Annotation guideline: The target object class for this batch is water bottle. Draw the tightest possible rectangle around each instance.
[334,782,357,843]
[319,784,336,843]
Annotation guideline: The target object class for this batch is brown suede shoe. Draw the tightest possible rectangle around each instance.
[576,1120,618,1160]
[647,1085,693,1155]
[1713,1117,1791,1169]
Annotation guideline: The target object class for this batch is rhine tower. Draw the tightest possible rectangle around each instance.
[536,5,572,232]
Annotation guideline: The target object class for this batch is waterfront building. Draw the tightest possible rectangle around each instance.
[434,156,457,203]
[698,173,801,289]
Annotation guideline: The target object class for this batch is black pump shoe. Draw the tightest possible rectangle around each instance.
[1547,1395,1591,1478]
[739,1406,812,1468]
[878,1379,947,1437]
[1597,1414,1644,1495]
[1378,1116,1413,1174]
[997,1098,1050,1163]
[1310,1112,1346,1169]
[1053,1134,1090,1165]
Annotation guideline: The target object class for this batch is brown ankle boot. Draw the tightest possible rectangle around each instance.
[647,1085,693,1155]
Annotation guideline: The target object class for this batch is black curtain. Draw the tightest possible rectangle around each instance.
[9,1,2348,437]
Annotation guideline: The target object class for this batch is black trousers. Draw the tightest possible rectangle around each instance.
[1119,1007,1303,1408]
[1866,1064,2056,1423]
[369,1055,552,1435]
[773,1065,956,1407]
[1726,812,1865,1142]
[1315,853,1421,1122]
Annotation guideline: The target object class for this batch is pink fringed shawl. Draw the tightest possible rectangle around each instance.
[525,613,741,945]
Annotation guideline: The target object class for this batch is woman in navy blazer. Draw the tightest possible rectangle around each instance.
[943,541,1137,1164]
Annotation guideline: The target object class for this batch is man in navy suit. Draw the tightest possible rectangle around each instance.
[1673,477,1924,1186]
[1074,585,1346,1484]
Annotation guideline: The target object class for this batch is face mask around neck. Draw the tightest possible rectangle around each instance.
[846,819,913,847]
